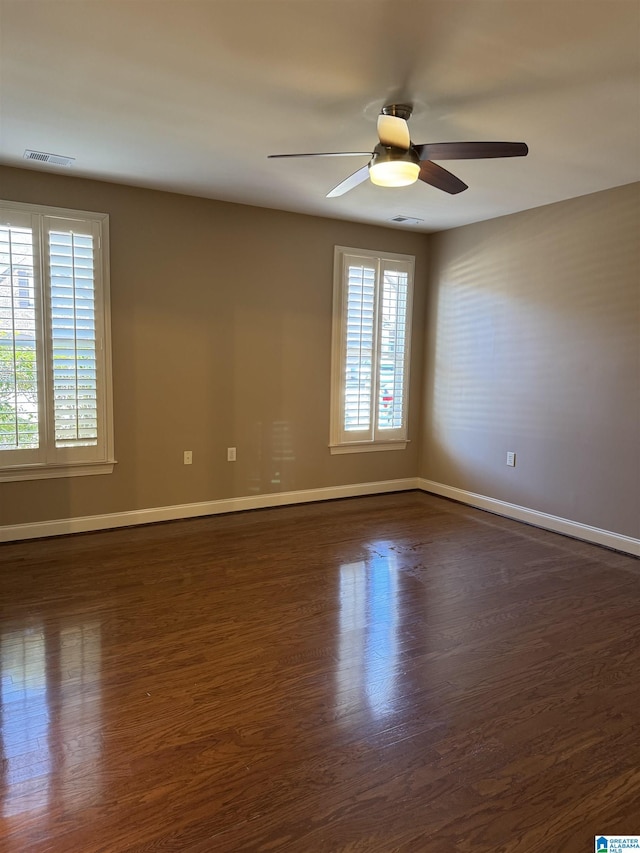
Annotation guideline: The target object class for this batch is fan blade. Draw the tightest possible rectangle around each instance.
[377,115,411,149]
[268,151,371,159]
[327,165,370,198]
[419,161,468,194]
[414,141,529,161]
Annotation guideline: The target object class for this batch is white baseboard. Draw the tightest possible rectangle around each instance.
[2,476,638,557]
[418,478,640,557]
[0,478,420,543]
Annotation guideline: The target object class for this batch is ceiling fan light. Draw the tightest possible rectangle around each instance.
[370,159,420,187]
[369,145,420,188]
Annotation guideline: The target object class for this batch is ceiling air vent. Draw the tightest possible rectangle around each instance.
[24,150,75,167]
[389,215,424,225]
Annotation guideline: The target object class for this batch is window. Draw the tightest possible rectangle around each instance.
[330,246,414,453]
[0,200,114,482]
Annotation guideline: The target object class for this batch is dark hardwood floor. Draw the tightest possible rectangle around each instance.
[0,491,638,852]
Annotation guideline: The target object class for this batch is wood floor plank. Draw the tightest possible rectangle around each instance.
[0,492,638,851]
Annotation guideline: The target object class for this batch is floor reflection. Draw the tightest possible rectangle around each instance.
[58,622,103,809]
[1,621,102,818]
[1,627,51,816]
[337,555,399,718]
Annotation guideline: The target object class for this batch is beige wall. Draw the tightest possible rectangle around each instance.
[0,166,428,526]
[421,182,640,539]
[1,167,638,541]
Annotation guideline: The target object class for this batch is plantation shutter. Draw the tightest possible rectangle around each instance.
[0,211,43,463]
[376,264,409,432]
[331,247,413,451]
[344,261,376,432]
[0,201,113,480]
[43,215,106,464]
[47,222,98,448]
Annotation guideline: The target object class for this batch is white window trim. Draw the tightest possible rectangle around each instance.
[0,199,115,482]
[0,461,115,483]
[329,245,414,454]
[329,440,409,455]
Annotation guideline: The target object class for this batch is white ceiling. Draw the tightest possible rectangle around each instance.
[1,0,639,232]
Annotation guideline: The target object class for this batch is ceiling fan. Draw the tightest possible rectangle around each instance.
[268,104,528,197]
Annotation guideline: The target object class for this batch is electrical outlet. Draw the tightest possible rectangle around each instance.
[227,447,236,462]
[183,450,192,465]
[506,451,516,467]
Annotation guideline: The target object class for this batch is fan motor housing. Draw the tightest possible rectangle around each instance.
[381,104,414,121]
[371,144,420,168]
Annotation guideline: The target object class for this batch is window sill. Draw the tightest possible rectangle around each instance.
[0,461,116,483]
[329,441,408,455]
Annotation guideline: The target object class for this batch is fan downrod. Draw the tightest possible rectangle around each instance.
[381,103,413,121]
